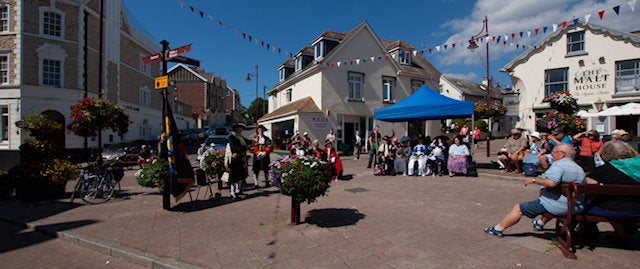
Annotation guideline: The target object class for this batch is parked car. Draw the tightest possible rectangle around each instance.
[204,135,229,152]
[102,142,139,168]
[213,126,230,135]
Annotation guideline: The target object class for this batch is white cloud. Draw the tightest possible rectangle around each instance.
[443,72,479,81]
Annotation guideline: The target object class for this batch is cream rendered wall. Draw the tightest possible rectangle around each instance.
[507,26,640,132]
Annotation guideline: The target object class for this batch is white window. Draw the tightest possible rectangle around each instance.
[278,68,285,81]
[0,54,8,84]
[348,72,363,100]
[314,41,324,60]
[295,57,302,71]
[1,105,8,141]
[42,59,61,87]
[139,53,150,75]
[382,77,395,102]
[399,51,411,65]
[544,68,568,96]
[0,6,9,32]
[40,8,64,38]
[286,89,292,102]
[616,59,640,93]
[566,31,584,55]
[139,87,151,106]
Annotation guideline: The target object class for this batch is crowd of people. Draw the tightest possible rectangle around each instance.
[286,129,344,181]
[484,127,639,243]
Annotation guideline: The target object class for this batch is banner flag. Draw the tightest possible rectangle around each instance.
[629,0,637,12]
[163,98,194,202]
[598,10,605,20]
[613,5,620,15]
[585,14,592,24]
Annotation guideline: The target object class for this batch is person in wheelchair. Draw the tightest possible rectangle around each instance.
[408,137,428,176]
[427,137,446,176]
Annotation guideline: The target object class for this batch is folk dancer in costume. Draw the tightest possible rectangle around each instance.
[323,140,343,180]
[251,125,272,188]
[227,123,248,199]
[308,139,326,160]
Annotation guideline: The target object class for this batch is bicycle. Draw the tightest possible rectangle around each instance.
[70,162,115,204]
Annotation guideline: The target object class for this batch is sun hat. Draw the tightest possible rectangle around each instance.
[510,129,520,134]
[530,131,541,139]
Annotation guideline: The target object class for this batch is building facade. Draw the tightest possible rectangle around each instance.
[167,63,228,127]
[0,0,193,166]
[261,21,442,150]
[502,22,640,136]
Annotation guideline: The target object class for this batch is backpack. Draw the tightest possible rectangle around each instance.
[373,164,384,176]
[523,163,538,177]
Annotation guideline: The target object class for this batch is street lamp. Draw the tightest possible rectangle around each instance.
[467,15,492,157]
[245,64,258,123]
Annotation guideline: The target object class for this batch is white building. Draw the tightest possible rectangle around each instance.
[501,22,640,136]
[260,21,442,150]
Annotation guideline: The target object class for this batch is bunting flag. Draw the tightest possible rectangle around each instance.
[162,97,195,202]
[630,0,637,12]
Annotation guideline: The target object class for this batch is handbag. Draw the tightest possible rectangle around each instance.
[220,172,229,182]
[593,153,605,168]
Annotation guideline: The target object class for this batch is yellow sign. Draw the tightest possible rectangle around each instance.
[155,75,168,89]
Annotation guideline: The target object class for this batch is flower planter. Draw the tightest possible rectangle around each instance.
[14,178,66,201]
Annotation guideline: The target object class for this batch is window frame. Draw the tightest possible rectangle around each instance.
[39,7,65,39]
[41,58,62,88]
[278,68,285,81]
[295,57,302,71]
[139,87,151,106]
[314,41,324,60]
[1,105,8,142]
[399,50,411,65]
[0,5,9,32]
[566,31,585,56]
[348,72,364,101]
[615,58,640,94]
[544,67,569,96]
[139,53,150,75]
[285,89,292,103]
[0,53,9,84]
[382,76,396,103]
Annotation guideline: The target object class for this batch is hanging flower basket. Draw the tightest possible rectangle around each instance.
[542,91,578,114]
[537,92,585,134]
[270,155,332,224]
[69,97,130,137]
[474,100,507,119]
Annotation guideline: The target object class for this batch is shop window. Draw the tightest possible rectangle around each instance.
[544,68,568,96]
[615,59,640,93]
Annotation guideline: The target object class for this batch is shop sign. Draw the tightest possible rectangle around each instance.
[573,67,610,96]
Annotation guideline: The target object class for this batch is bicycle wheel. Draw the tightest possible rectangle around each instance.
[81,175,114,204]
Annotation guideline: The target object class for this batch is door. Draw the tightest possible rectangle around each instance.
[344,122,355,155]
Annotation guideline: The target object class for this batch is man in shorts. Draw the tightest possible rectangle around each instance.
[483,144,585,237]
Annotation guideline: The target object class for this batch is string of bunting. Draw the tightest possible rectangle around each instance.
[176,0,636,68]
[177,0,297,59]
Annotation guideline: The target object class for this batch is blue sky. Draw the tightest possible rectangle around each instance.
[123,0,640,107]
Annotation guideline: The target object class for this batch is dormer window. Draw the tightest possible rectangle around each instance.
[279,68,285,81]
[295,57,302,71]
[314,41,324,60]
[399,51,411,65]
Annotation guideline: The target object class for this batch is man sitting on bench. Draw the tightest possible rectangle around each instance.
[483,144,586,237]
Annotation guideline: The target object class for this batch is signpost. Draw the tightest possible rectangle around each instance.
[142,41,199,210]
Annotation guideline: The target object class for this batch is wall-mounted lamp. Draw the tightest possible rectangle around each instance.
[599,57,606,64]
[594,97,605,112]
[578,59,585,67]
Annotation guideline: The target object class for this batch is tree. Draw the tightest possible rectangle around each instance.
[245,98,268,121]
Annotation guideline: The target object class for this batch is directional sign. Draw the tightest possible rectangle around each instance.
[142,52,162,64]
[166,43,192,60]
[169,55,200,67]
[155,75,168,89]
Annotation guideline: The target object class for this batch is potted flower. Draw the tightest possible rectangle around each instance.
[135,159,169,191]
[202,150,226,179]
[9,114,78,200]
[270,155,332,224]
[474,100,507,119]
[537,92,586,134]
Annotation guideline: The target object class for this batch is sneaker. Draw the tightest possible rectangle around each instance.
[483,227,503,237]
[532,220,544,231]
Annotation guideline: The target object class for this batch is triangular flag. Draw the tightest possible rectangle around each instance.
[629,0,637,12]
[543,26,548,33]
[503,41,507,46]
[178,0,184,8]
[613,5,620,15]
[435,46,440,52]
[585,14,592,24]
[248,35,252,42]
[337,62,341,67]
[278,48,281,54]
[527,30,532,37]
[189,6,194,12]
[267,44,270,49]
[378,55,382,61]
[516,44,520,49]
[385,55,389,60]
[343,61,348,65]
[218,20,223,26]
[573,18,579,27]
[535,28,539,35]
[349,60,353,65]
[519,32,523,38]
[552,24,558,32]
[413,50,417,56]
[443,44,448,50]
[330,63,334,68]
[356,59,360,65]
[362,58,366,64]
[492,36,496,42]
[511,33,516,39]
[428,48,432,53]
[561,21,567,28]
[598,10,605,20]
[496,36,501,43]
[452,43,456,49]
[370,56,375,62]
[199,11,203,18]
[242,33,246,39]
[504,34,509,41]
[261,41,264,47]
[208,15,213,21]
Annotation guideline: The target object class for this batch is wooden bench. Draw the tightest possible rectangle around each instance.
[542,182,640,259]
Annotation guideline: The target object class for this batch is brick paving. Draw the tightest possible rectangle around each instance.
[1,141,638,268]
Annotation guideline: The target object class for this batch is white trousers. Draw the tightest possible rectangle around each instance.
[408,155,427,176]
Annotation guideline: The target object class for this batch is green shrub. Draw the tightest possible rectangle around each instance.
[135,159,169,191]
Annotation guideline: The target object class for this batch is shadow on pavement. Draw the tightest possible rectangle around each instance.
[304,208,365,228]
[170,189,281,212]
[0,219,98,253]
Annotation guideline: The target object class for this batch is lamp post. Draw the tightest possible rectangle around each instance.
[245,64,258,123]
[467,16,491,157]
